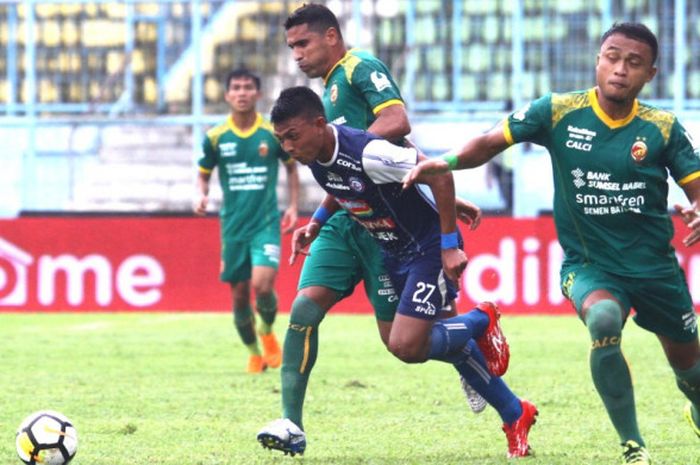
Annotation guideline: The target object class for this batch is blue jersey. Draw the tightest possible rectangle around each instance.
[309,125,442,261]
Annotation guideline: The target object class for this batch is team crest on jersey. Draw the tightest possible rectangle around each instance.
[258,140,269,157]
[630,138,648,162]
[349,176,366,192]
[330,84,338,104]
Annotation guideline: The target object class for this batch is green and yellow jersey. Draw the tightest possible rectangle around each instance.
[505,88,700,277]
[322,48,404,132]
[198,113,291,241]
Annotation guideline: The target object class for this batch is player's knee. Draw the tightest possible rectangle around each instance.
[387,337,428,363]
[289,295,325,328]
[585,299,623,341]
[674,358,700,396]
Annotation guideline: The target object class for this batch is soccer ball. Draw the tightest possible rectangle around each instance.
[15,411,78,465]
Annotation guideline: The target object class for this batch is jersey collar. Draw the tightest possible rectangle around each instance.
[323,49,356,86]
[227,112,262,139]
[589,87,638,129]
[317,125,339,167]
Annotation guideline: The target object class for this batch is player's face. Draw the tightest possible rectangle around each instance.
[286,24,334,78]
[596,33,657,105]
[224,77,260,113]
[274,115,326,165]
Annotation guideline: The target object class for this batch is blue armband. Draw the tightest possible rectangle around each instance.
[311,206,332,225]
[441,231,459,250]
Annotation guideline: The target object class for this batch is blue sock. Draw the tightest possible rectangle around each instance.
[428,309,490,362]
[455,340,523,424]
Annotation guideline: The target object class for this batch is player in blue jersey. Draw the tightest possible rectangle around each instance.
[404,23,700,465]
[262,86,538,458]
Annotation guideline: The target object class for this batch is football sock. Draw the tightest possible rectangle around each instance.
[427,309,490,362]
[256,292,278,335]
[455,340,523,424]
[281,295,326,430]
[674,359,700,424]
[233,304,260,355]
[586,299,643,446]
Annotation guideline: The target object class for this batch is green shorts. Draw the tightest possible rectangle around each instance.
[220,221,280,284]
[560,262,698,343]
[298,211,397,322]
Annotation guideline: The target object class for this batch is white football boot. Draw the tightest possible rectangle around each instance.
[257,418,306,456]
[460,376,487,414]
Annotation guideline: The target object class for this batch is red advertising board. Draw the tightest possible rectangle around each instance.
[1,216,699,314]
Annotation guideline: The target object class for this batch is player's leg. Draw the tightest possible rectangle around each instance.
[221,240,263,372]
[252,265,282,368]
[630,270,700,440]
[250,223,284,367]
[658,334,700,438]
[259,215,363,455]
[562,264,647,461]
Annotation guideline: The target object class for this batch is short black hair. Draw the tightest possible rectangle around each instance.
[284,3,343,40]
[601,22,658,64]
[224,69,261,90]
[271,86,325,125]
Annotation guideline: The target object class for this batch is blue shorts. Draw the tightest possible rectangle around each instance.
[385,245,458,320]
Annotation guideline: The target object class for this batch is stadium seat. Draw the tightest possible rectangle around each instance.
[486,72,508,100]
[458,73,477,101]
[81,20,125,47]
[61,20,79,47]
[689,71,700,99]
[41,20,61,47]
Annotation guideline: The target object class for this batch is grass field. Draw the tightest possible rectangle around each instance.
[0,312,696,465]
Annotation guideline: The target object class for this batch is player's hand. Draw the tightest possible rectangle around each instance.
[456,199,482,230]
[193,195,208,216]
[289,221,321,265]
[441,248,468,284]
[281,206,298,234]
[402,158,449,190]
[674,204,700,246]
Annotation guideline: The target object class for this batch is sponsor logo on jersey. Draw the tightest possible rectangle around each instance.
[336,157,362,172]
[220,142,237,157]
[325,182,351,191]
[630,139,648,162]
[258,140,269,157]
[327,172,343,182]
[349,176,366,192]
[330,83,338,104]
[331,115,347,125]
[360,217,396,230]
[336,198,373,216]
[370,71,392,92]
[565,125,596,152]
[571,168,586,188]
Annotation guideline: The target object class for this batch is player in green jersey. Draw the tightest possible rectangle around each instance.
[404,23,700,465]
[256,3,539,459]
[195,69,299,374]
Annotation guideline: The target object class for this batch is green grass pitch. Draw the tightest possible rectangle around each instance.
[0,312,696,465]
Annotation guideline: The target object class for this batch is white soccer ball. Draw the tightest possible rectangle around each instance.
[15,411,78,465]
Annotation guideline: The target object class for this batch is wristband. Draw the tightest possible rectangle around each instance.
[441,152,459,170]
[311,206,332,225]
[441,231,459,250]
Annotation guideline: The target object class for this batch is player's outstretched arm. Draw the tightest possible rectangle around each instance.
[281,160,300,234]
[367,103,410,141]
[402,123,511,189]
[194,171,211,216]
[675,177,700,246]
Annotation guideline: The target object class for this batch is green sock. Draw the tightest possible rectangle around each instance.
[586,299,644,446]
[234,305,260,355]
[674,360,700,424]
[256,292,278,335]
[281,295,326,430]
